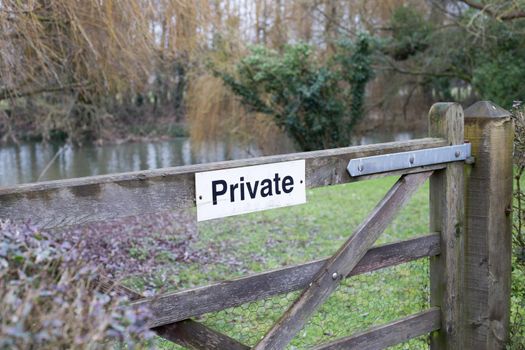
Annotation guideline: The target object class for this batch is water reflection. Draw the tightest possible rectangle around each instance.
[0,138,269,187]
[0,130,425,187]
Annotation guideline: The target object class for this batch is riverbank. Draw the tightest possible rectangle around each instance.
[1,102,428,147]
[1,112,189,146]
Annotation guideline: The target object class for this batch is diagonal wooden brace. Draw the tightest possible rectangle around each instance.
[254,171,433,350]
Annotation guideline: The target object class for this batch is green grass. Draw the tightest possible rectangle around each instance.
[127,175,524,349]
[141,176,431,349]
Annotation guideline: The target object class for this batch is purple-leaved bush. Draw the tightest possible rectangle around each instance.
[55,211,199,279]
[0,219,154,349]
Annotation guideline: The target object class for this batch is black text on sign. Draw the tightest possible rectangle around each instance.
[195,160,306,221]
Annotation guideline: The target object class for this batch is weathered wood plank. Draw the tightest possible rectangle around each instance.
[97,278,249,350]
[253,171,432,350]
[428,103,465,350]
[462,101,513,349]
[0,138,446,229]
[311,308,441,350]
[154,321,250,350]
[133,233,440,327]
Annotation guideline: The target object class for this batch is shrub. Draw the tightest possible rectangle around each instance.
[0,220,153,349]
[511,104,525,348]
[216,34,374,151]
[512,104,525,263]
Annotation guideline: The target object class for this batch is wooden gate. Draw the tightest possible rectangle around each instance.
[0,101,513,349]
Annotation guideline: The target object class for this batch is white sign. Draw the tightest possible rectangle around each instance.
[195,160,306,221]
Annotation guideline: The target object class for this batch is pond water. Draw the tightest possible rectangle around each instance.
[0,130,425,187]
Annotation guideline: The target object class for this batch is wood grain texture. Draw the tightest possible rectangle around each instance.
[133,233,440,327]
[311,308,441,350]
[154,321,250,350]
[462,101,513,349]
[0,138,446,229]
[253,171,432,350]
[96,278,249,350]
[428,103,465,350]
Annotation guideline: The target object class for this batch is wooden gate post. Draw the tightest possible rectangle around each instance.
[462,101,513,349]
[429,103,465,349]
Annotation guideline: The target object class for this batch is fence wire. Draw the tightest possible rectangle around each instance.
[149,178,432,349]
[156,258,430,350]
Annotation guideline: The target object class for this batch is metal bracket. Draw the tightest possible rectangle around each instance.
[347,143,471,177]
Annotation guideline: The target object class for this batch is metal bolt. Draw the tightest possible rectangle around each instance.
[332,272,338,280]
[357,164,363,172]
[455,151,461,158]
[409,155,415,164]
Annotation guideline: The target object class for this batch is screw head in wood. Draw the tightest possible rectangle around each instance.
[465,156,475,165]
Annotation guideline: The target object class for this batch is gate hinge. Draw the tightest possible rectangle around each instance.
[347,143,471,177]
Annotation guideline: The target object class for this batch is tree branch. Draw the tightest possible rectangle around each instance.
[379,59,472,82]
[0,82,88,101]
[460,0,525,20]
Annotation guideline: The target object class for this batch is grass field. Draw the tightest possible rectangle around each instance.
[121,175,524,349]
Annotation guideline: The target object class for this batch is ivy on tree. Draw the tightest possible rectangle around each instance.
[216,34,374,151]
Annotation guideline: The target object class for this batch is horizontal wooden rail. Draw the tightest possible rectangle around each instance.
[0,138,446,229]
[311,307,441,350]
[100,278,249,349]
[133,233,440,328]
[154,320,250,350]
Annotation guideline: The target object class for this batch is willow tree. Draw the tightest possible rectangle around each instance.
[2,0,381,144]
[0,0,157,141]
[0,1,158,99]
[0,0,215,142]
